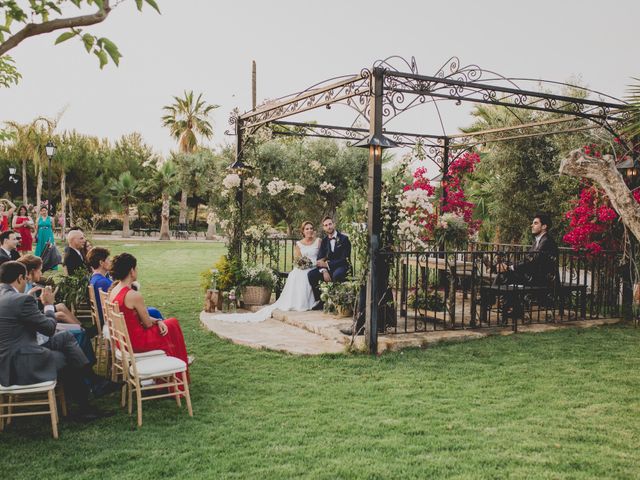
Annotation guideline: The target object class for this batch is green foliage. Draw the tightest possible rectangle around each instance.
[0,0,161,83]
[623,77,640,139]
[44,269,90,310]
[162,91,219,153]
[210,254,240,292]
[407,289,445,311]
[319,278,360,313]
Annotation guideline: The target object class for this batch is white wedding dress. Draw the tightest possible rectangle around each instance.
[213,239,320,323]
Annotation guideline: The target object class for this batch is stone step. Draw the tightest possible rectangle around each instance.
[270,309,354,345]
[199,311,345,355]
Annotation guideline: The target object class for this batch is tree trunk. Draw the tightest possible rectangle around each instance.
[36,164,42,210]
[21,157,27,205]
[559,150,640,242]
[160,194,171,240]
[193,203,198,226]
[178,188,188,225]
[122,204,131,238]
[60,171,66,236]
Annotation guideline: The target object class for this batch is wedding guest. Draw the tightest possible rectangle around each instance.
[34,206,56,257]
[0,199,16,233]
[0,230,21,265]
[88,247,163,330]
[12,205,34,253]
[108,253,191,374]
[64,229,89,276]
[18,254,80,325]
[0,261,113,420]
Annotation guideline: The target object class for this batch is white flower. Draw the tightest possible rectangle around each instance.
[245,177,262,196]
[292,184,305,195]
[319,181,335,193]
[222,173,241,189]
[266,178,291,196]
[310,160,326,175]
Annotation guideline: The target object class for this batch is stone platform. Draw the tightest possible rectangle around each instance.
[199,308,623,355]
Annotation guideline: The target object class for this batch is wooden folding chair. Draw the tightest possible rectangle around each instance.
[0,381,60,439]
[88,285,109,376]
[109,308,193,427]
[102,296,166,407]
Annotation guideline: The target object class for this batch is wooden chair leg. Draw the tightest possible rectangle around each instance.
[121,382,127,409]
[182,372,193,418]
[6,394,13,425]
[174,375,182,408]
[136,385,143,427]
[127,383,133,415]
[48,390,59,439]
[56,386,67,417]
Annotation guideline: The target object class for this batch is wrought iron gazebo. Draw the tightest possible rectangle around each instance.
[230,56,631,353]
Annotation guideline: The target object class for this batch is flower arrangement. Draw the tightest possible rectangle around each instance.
[222,173,242,189]
[238,264,278,289]
[294,255,313,270]
[204,255,240,293]
[319,279,360,315]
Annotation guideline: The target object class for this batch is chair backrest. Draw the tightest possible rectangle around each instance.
[87,285,102,337]
[103,296,119,350]
[107,304,139,381]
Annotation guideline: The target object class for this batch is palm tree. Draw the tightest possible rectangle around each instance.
[153,161,179,240]
[161,90,219,225]
[623,77,640,139]
[108,171,139,238]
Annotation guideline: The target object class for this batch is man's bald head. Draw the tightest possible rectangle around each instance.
[67,229,86,249]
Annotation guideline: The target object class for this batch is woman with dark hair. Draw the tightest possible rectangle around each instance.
[34,206,56,257]
[107,253,190,373]
[12,205,34,253]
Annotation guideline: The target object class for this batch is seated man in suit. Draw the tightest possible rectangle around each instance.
[0,230,21,265]
[0,261,112,420]
[492,213,559,317]
[64,228,89,276]
[308,216,352,310]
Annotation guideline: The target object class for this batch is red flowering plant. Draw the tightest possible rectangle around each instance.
[562,141,639,256]
[396,151,482,249]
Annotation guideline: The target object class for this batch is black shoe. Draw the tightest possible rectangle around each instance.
[311,301,324,311]
[92,379,122,399]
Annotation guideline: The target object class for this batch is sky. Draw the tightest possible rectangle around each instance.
[1,0,639,158]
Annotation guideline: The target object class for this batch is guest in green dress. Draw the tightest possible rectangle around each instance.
[34,206,56,257]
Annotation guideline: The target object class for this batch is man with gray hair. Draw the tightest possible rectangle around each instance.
[63,228,88,276]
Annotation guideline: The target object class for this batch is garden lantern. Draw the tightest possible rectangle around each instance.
[45,140,56,215]
[354,130,399,352]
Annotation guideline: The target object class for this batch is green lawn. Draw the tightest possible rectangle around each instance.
[2,240,640,479]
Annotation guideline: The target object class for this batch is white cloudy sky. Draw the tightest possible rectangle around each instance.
[1,0,638,157]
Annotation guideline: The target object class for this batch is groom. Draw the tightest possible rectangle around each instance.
[308,216,352,310]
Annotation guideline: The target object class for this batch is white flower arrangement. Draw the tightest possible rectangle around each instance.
[319,181,335,193]
[222,173,242,189]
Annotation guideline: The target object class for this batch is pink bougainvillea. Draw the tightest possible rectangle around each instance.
[440,151,481,234]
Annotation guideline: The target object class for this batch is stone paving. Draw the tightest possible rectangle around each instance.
[200,307,623,355]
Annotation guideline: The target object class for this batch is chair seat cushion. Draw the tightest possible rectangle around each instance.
[0,380,57,393]
[116,349,166,361]
[133,356,186,379]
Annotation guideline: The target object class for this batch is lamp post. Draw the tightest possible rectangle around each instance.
[45,140,56,215]
[354,131,399,353]
[228,158,254,263]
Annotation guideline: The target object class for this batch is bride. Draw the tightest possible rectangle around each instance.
[213,221,320,323]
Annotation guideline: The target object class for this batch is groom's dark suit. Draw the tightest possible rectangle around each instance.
[308,231,352,302]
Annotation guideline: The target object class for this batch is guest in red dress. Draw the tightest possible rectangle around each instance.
[107,253,190,380]
[12,205,34,253]
[0,200,16,233]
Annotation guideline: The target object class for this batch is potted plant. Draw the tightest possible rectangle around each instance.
[201,255,241,311]
[320,279,360,317]
[238,264,277,306]
[407,289,445,315]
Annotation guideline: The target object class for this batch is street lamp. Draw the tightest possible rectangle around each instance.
[45,140,56,215]
[228,159,254,262]
[354,131,399,352]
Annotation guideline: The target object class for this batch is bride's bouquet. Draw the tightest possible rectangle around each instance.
[295,256,313,270]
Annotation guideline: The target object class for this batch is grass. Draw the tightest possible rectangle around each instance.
[2,240,640,479]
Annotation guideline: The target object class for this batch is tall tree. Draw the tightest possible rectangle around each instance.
[161,90,219,225]
[108,171,138,237]
[151,160,179,240]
